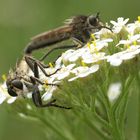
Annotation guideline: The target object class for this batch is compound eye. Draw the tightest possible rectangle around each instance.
[11,80,23,90]
[88,16,99,26]
[7,87,18,97]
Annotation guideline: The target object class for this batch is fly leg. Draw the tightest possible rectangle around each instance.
[31,81,71,109]
[39,44,77,61]
[30,76,71,109]
[25,55,59,76]
[25,55,70,109]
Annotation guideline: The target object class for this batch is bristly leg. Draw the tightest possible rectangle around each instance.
[25,55,60,77]
[39,45,77,61]
[27,56,71,109]
[31,81,71,109]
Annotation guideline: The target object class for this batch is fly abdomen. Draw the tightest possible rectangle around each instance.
[24,26,72,54]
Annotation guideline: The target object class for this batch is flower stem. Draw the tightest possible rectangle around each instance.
[38,114,74,140]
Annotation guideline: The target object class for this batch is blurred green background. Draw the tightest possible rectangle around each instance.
[0,0,139,140]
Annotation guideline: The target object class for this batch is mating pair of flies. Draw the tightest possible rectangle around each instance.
[6,13,111,109]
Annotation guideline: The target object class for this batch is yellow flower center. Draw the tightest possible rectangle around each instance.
[91,34,97,46]
[43,80,49,88]
[2,74,7,81]
[138,16,140,23]
[81,60,86,67]
[133,40,137,46]
[49,62,53,68]
[127,44,130,49]
[92,41,96,47]
[87,43,91,49]
[91,33,96,40]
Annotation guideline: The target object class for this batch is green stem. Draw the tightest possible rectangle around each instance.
[98,83,124,140]
[92,93,111,131]
[38,114,74,140]
[94,111,111,130]
[97,85,120,140]
[84,115,111,140]
[118,90,129,140]
[108,110,122,140]
[73,109,111,140]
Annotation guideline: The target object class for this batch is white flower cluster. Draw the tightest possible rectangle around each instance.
[0,17,140,104]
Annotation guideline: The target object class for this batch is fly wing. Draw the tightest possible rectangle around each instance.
[25,25,73,54]
[64,15,87,25]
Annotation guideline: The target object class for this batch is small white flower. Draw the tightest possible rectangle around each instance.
[70,48,86,62]
[116,34,140,46]
[0,93,6,104]
[42,86,57,101]
[127,20,140,33]
[42,92,53,101]
[26,92,32,99]
[110,17,129,33]
[39,70,59,85]
[68,65,99,81]
[26,104,32,110]
[18,113,27,118]
[88,39,113,53]
[111,17,129,26]
[107,45,140,66]
[7,97,17,104]
[107,55,123,66]
[110,17,129,26]
[82,52,106,64]
[63,48,87,63]
[51,64,76,80]
[56,71,70,80]
[39,66,58,78]
[55,56,63,69]
[61,49,75,62]
[94,28,112,38]
[107,82,122,102]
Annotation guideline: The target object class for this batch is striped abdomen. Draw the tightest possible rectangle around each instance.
[25,26,73,54]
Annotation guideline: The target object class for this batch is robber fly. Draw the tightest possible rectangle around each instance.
[6,55,70,109]
[25,13,110,61]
